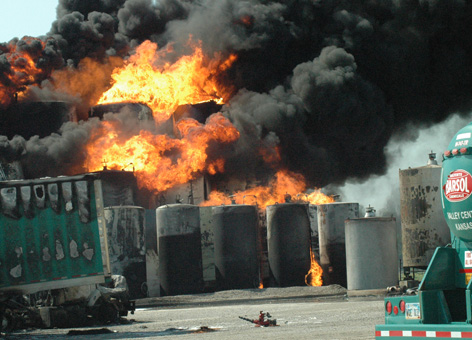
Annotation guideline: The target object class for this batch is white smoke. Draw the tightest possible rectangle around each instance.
[336,112,472,217]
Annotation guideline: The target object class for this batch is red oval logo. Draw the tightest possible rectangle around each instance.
[444,169,472,202]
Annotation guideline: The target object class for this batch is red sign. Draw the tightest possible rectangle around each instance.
[444,169,472,202]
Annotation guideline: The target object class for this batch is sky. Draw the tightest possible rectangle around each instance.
[0,0,58,43]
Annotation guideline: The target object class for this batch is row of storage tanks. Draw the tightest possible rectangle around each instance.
[106,201,405,298]
[106,154,449,298]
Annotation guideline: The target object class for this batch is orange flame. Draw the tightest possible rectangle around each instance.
[259,146,281,166]
[0,37,48,107]
[49,57,124,112]
[305,247,323,286]
[86,113,239,192]
[98,40,236,124]
[201,170,334,209]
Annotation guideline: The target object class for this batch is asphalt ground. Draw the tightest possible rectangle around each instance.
[3,285,387,340]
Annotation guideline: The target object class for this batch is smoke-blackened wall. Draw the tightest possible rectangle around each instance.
[1,0,472,189]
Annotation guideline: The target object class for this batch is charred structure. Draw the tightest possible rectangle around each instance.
[0,174,135,330]
[399,154,451,279]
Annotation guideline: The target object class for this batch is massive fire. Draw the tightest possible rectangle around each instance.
[202,169,335,209]
[0,28,329,290]
[83,36,326,288]
[82,39,241,191]
[86,112,239,192]
[84,38,333,213]
[98,40,235,124]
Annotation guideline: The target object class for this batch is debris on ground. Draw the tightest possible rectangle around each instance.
[67,328,116,336]
[239,311,277,327]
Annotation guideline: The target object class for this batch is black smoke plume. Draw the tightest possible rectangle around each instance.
[1,0,472,189]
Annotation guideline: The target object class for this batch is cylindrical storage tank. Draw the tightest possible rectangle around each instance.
[318,202,359,287]
[145,209,160,297]
[345,217,398,290]
[200,206,216,289]
[156,204,203,296]
[308,204,319,251]
[104,206,146,299]
[266,203,311,287]
[399,161,451,270]
[212,205,259,290]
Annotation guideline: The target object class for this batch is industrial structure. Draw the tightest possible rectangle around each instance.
[0,174,135,329]
[399,152,451,283]
[317,202,359,287]
[0,99,456,334]
[376,122,472,338]
[345,215,398,291]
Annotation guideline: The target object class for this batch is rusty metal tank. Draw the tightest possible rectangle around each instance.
[308,204,319,252]
[345,216,398,290]
[104,206,146,299]
[399,153,451,270]
[317,202,359,287]
[156,204,203,296]
[212,204,259,290]
[266,203,311,287]
[199,206,216,290]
